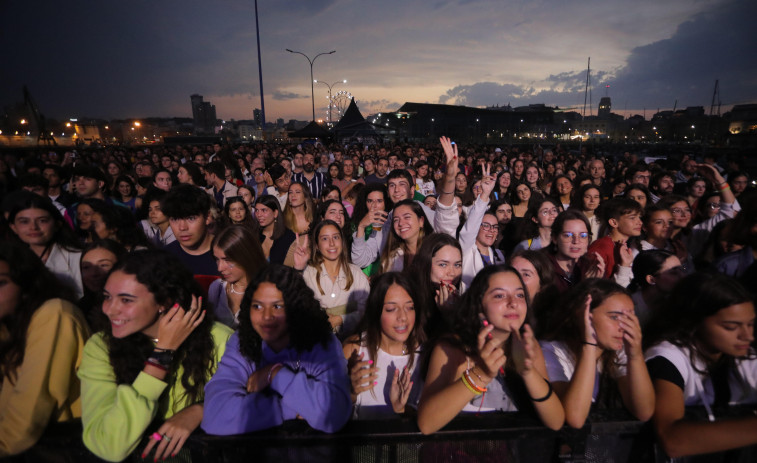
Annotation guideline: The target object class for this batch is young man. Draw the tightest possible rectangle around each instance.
[204,161,239,209]
[161,184,219,278]
[152,169,173,192]
[265,164,290,210]
[364,158,389,185]
[586,197,643,285]
[292,152,327,200]
[650,171,675,203]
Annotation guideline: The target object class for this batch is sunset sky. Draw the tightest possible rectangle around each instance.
[1,0,754,123]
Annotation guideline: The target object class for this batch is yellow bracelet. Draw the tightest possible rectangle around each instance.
[461,372,483,395]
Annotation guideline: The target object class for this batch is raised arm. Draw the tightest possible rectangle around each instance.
[437,137,459,207]
[615,312,654,422]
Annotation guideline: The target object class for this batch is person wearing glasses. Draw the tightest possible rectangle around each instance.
[457,165,504,288]
[544,210,605,294]
[512,197,561,254]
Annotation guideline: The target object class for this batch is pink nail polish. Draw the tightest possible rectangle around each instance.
[368,360,373,364]
[482,320,489,326]
[374,381,378,385]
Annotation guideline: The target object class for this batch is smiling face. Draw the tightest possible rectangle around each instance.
[591,293,634,351]
[324,203,346,228]
[669,200,692,228]
[81,247,118,292]
[698,302,755,359]
[481,271,527,333]
[477,214,499,248]
[516,184,531,202]
[526,166,539,184]
[393,205,424,243]
[102,270,163,339]
[430,244,462,286]
[388,177,412,203]
[249,282,289,352]
[317,224,343,262]
[380,283,416,347]
[535,201,559,228]
[498,172,511,189]
[118,181,132,198]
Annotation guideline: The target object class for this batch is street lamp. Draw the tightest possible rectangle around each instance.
[286,48,336,121]
[314,79,346,125]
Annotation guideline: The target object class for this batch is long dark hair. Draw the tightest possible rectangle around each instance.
[102,250,215,407]
[352,272,425,371]
[308,219,354,295]
[405,233,461,339]
[380,199,433,273]
[237,265,332,363]
[0,242,76,383]
[542,278,630,408]
[252,194,286,240]
[352,183,391,232]
[8,193,81,253]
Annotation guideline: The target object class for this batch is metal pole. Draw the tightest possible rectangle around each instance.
[315,80,345,125]
[286,49,335,121]
[254,0,266,127]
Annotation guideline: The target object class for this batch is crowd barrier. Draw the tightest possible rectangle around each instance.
[7,408,757,463]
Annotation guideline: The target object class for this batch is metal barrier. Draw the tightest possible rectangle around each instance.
[7,408,757,463]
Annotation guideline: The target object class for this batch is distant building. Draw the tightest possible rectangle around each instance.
[190,94,217,135]
[598,97,611,119]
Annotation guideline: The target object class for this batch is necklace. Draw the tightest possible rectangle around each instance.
[230,282,247,295]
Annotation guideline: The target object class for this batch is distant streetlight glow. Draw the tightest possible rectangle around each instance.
[20,119,27,125]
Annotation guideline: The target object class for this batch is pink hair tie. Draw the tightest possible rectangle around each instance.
[151,432,163,441]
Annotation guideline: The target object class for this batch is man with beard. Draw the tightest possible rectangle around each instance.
[292,152,327,200]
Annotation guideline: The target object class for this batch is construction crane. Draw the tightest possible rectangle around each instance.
[23,86,57,146]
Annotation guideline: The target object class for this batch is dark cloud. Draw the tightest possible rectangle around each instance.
[437,0,756,111]
[272,91,307,101]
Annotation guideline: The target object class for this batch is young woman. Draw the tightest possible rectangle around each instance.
[414,160,436,197]
[283,181,314,235]
[140,189,176,248]
[454,172,468,198]
[417,265,564,434]
[176,162,204,187]
[552,174,573,211]
[78,250,232,462]
[570,184,602,243]
[492,170,512,202]
[628,250,684,328]
[343,272,425,419]
[0,243,90,457]
[512,159,525,184]
[685,177,707,212]
[351,184,391,277]
[511,183,534,219]
[9,194,84,299]
[380,199,434,273]
[303,220,370,336]
[252,195,296,266]
[208,226,267,329]
[512,197,561,253]
[86,199,151,251]
[540,278,655,428]
[644,272,757,458]
[79,239,127,327]
[112,175,139,212]
[237,184,256,213]
[623,183,652,211]
[201,265,352,435]
[509,249,559,336]
[224,196,256,229]
[544,210,605,294]
[525,164,542,193]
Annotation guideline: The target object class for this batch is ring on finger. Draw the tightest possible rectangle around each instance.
[162,433,172,442]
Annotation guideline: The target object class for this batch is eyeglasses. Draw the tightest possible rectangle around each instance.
[539,208,559,216]
[707,203,721,210]
[480,223,500,232]
[671,207,692,216]
[559,231,589,241]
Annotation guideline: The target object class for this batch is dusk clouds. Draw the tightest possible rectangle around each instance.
[0,0,752,121]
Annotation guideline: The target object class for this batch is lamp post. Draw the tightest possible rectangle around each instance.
[314,79,346,125]
[286,48,336,121]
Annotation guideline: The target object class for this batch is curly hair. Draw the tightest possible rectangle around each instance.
[0,242,75,383]
[237,264,332,363]
[102,250,215,408]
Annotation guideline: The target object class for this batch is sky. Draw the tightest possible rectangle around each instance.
[1,0,755,123]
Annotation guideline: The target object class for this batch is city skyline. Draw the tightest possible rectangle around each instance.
[1,0,755,123]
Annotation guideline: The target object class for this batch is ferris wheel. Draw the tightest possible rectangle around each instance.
[329,90,353,123]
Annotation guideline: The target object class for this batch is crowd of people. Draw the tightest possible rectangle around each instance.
[0,138,756,461]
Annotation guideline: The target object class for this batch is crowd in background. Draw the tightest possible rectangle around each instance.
[1,138,756,461]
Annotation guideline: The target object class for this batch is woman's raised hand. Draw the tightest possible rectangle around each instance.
[293,232,310,270]
[389,365,413,414]
[476,323,506,383]
[479,163,496,200]
[511,323,537,376]
[619,311,644,359]
[348,351,378,399]
[583,253,606,279]
[439,136,459,178]
[156,296,205,351]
